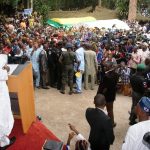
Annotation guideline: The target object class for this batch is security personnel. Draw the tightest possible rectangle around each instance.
[56,41,63,90]
[47,41,58,87]
[59,43,78,95]
[129,64,147,125]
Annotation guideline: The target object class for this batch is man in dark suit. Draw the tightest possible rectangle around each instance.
[86,94,115,150]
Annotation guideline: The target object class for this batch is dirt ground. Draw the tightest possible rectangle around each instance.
[35,86,131,150]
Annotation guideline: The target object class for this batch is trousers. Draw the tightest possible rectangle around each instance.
[0,136,10,147]
[106,102,115,125]
[35,69,40,87]
[129,91,143,123]
[91,144,110,150]
[84,73,95,90]
[76,71,83,93]
[61,65,74,92]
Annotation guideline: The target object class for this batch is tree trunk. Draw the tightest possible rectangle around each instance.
[98,0,101,7]
[128,0,137,21]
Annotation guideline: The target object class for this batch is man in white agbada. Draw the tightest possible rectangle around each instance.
[122,97,150,150]
[0,53,16,149]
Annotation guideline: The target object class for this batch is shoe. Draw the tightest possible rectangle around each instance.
[37,115,42,121]
[69,91,73,95]
[57,87,61,90]
[74,91,82,94]
[0,137,16,150]
[128,111,131,115]
[36,86,41,89]
[113,122,117,128]
[60,90,65,94]
[51,85,57,88]
[42,86,50,89]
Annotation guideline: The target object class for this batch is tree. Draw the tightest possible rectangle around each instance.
[98,0,102,7]
[128,0,137,21]
[0,0,19,8]
[116,0,129,19]
[33,0,50,24]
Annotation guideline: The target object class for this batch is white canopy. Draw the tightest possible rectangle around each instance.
[74,19,130,30]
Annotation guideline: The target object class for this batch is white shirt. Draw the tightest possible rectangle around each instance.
[75,47,85,71]
[122,120,150,150]
[138,49,150,63]
[67,134,91,150]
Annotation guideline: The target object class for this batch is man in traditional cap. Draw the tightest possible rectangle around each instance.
[140,42,150,64]
[129,63,147,125]
[84,44,98,90]
[30,42,42,88]
[74,42,85,94]
[122,97,150,150]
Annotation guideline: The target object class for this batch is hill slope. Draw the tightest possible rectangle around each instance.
[49,7,117,19]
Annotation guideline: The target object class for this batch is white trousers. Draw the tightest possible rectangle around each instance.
[0,136,10,147]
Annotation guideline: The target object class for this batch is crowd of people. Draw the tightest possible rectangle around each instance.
[0,12,150,150]
[0,14,150,94]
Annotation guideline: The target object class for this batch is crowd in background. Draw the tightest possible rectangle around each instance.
[0,13,150,93]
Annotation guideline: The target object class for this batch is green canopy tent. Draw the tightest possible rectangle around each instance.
[47,17,96,28]
[46,19,62,28]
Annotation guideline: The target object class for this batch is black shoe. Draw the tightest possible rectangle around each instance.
[51,85,57,88]
[69,91,73,95]
[57,87,61,90]
[60,90,65,94]
[42,86,50,89]
[113,122,117,128]
[0,137,16,150]
[36,86,41,89]
[128,111,131,115]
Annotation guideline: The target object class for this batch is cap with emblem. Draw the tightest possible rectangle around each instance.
[139,97,150,115]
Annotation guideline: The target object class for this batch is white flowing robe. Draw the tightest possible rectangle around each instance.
[0,54,14,139]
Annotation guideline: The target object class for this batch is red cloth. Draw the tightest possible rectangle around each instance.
[8,119,64,150]
[3,46,11,53]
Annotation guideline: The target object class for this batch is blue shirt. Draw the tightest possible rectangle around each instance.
[75,47,85,71]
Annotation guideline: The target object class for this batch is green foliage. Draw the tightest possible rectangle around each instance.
[0,0,19,8]
[33,0,50,24]
[116,0,129,19]
[101,0,117,9]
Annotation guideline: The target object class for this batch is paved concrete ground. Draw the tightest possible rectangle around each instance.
[35,86,131,150]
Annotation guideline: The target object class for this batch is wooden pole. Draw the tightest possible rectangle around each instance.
[128,0,137,21]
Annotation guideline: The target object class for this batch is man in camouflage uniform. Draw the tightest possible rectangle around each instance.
[59,43,78,95]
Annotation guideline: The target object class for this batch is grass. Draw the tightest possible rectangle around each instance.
[49,7,117,20]
[49,6,150,21]
[137,13,150,21]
